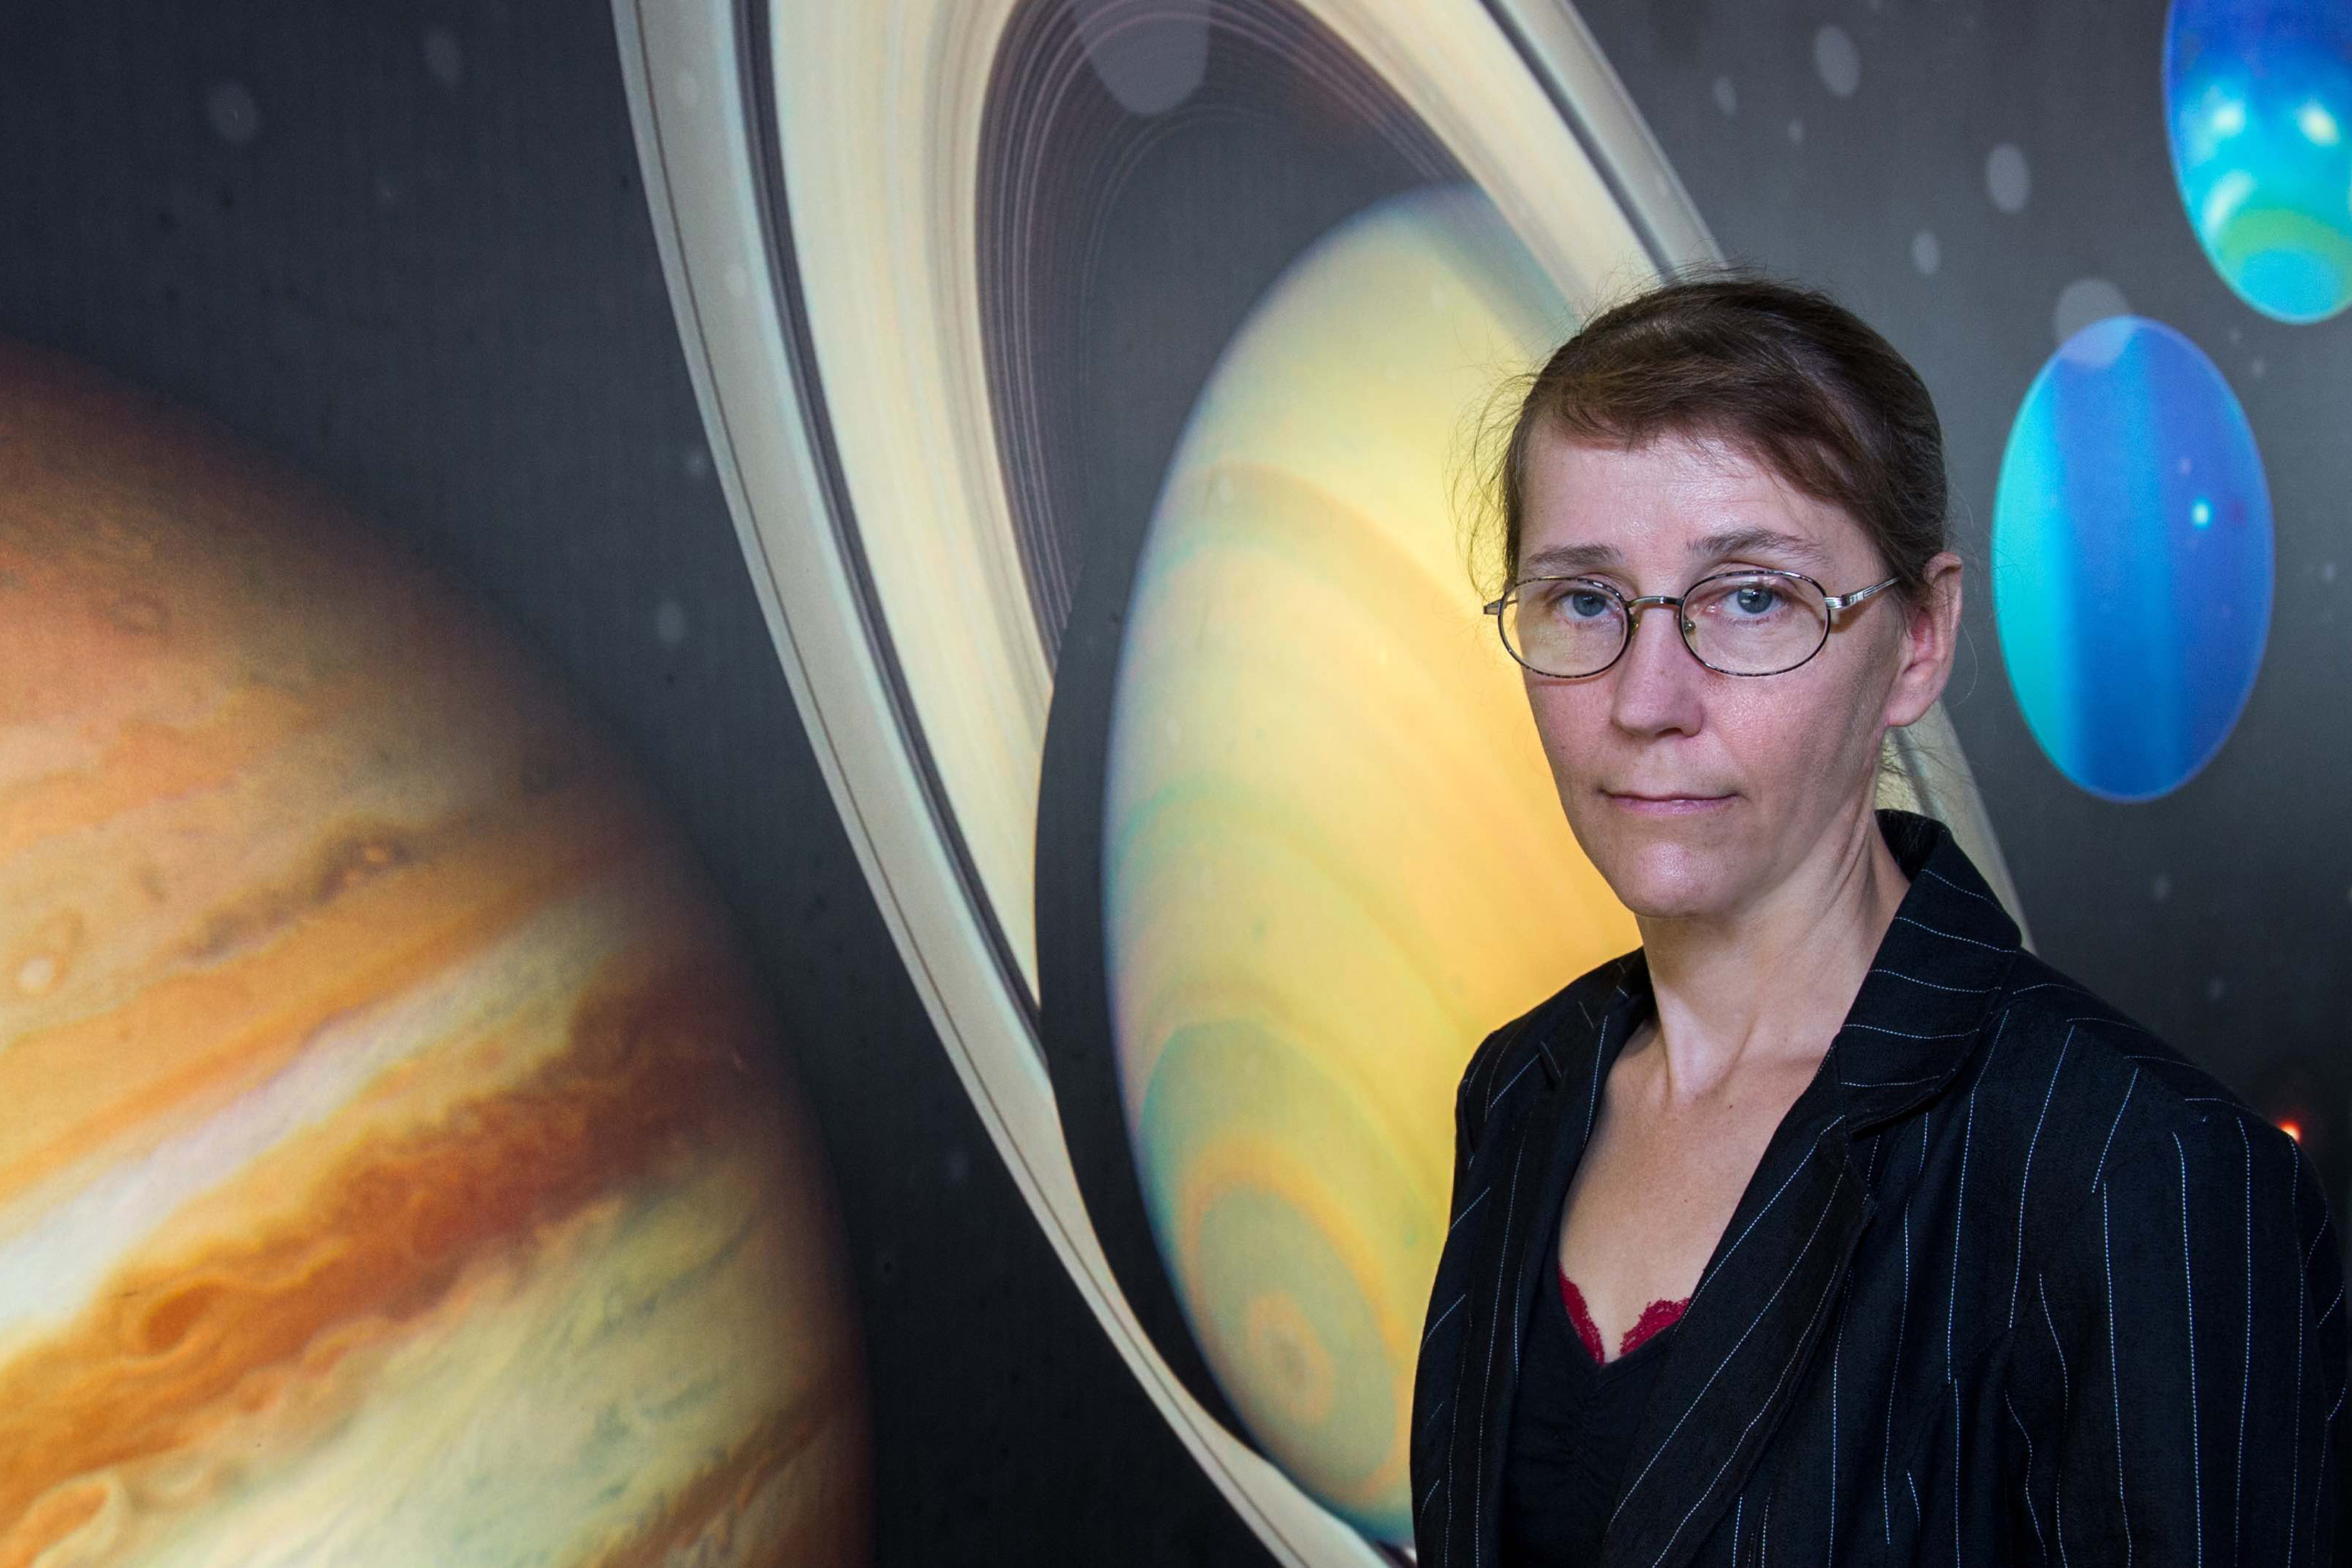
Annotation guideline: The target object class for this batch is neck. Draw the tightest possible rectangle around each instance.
[1627,800,1910,1105]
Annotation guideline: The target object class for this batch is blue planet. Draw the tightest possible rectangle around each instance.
[1993,316,2274,800]
[2165,0,2352,322]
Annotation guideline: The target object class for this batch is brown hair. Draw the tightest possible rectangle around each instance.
[1473,267,1950,604]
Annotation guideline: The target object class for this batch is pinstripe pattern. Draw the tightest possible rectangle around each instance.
[1408,809,2347,1568]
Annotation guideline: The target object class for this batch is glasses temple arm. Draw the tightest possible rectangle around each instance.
[1823,577,1901,612]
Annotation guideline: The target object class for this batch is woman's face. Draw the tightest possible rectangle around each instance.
[1512,426,1960,922]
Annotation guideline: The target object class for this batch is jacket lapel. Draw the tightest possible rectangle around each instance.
[1459,976,1647,1550]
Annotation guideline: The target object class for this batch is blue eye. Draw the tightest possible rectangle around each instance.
[1729,583,1783,617]
[1564,589,1614,619]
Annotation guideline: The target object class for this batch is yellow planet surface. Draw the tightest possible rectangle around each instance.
[0,344,868,1567]
[1103,185,1637,1543]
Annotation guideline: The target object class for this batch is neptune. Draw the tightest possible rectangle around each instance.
[1993,316,2274,800]
[2166,0,2352,322]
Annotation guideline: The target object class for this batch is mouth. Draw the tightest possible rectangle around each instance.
[1601,789,1735,816]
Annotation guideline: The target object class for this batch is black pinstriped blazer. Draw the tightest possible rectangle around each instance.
[1410,808,2348,1568]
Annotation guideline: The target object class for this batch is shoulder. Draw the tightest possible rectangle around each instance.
[1973,951,2326,1291]
[1455,949,1639,1137]
[1979,949,2282,1162]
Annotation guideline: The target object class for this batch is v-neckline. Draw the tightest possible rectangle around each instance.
[1554,1266,1688,1373]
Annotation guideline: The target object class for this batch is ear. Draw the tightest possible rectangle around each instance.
[1884,551,1962,729]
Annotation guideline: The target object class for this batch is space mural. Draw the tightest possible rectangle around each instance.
[3,0,2348,1562]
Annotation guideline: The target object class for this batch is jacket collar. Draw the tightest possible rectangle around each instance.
[1815,805,2026,1134]
[1484,808,2024,1568]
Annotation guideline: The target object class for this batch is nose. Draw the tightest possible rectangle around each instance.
[1609,597,1706,735]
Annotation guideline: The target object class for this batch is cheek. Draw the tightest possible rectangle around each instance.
[1753,666,1889,787]
[1681,687,1803,790]
[1522,681,1604,773]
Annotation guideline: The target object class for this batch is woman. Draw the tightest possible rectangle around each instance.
[1408,273,2346,1568]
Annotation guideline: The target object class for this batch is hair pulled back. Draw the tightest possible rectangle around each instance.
[1477,269,1950,606]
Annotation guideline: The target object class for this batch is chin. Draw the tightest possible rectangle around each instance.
[1586,835,1736,922]
[1613,872,1733,922]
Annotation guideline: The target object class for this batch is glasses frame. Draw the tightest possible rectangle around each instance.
[1481,567,1901,679]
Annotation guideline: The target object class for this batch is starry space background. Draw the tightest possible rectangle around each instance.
[0,1,2345,1564]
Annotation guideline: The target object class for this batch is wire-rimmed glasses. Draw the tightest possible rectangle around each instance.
[1482,568,1900,679]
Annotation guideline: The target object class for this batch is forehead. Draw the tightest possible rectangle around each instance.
[1517,428,1862,575]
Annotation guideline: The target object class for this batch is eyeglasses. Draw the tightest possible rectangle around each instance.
[1482,568,1900,679]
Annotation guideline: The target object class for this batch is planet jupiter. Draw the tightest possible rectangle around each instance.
[0,343,868,1566]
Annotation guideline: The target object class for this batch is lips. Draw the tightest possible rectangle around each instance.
[1604,790,1731,801]
[1602,789,1735,815]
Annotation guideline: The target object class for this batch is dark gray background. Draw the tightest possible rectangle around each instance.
[2,1,2343,1564]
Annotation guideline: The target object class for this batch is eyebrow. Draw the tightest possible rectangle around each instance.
[1520,526,1837,577]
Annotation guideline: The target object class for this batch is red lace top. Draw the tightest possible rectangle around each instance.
[1559,1274,1691,1362]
